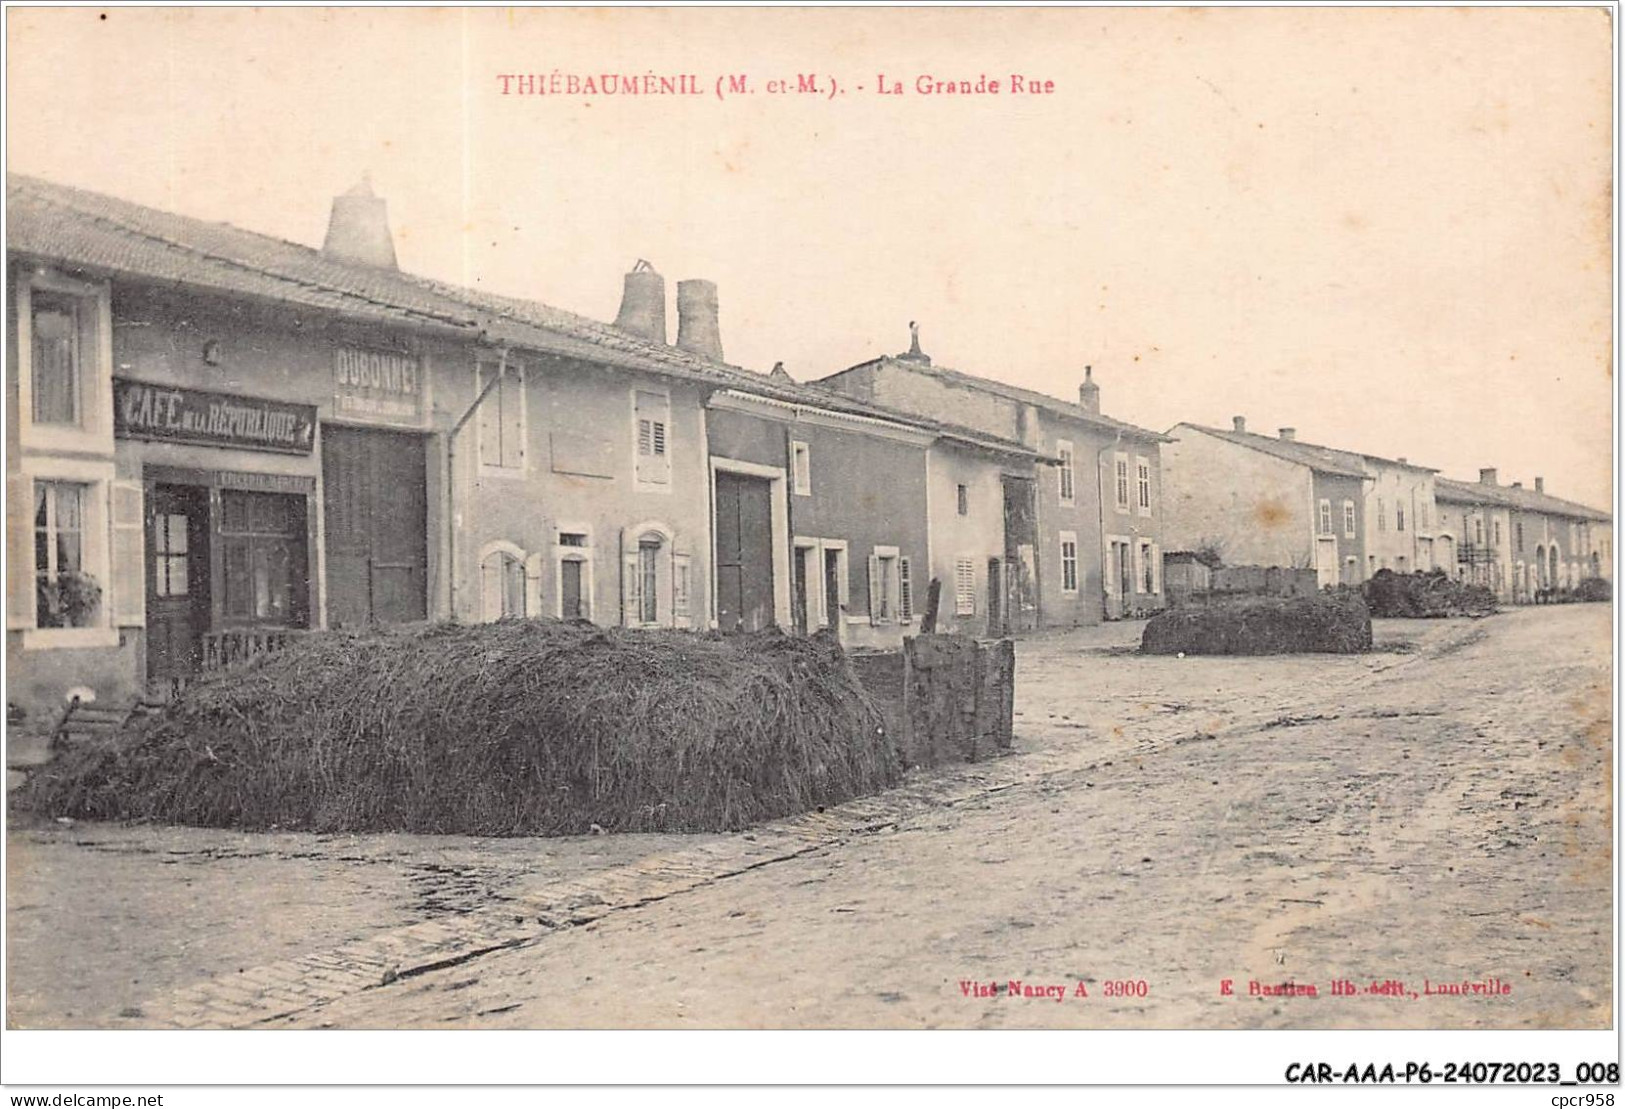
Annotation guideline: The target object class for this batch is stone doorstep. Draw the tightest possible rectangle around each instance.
[134,756,1036,1029]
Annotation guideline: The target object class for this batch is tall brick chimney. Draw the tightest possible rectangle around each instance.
[1479,467,1498,486]
[614,260,667,343]
[1279,427,1297,441]
[322,175,398,270]
[1078,366,1100,414]
[676,279,723,360]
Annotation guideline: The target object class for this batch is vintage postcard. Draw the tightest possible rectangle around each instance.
[2,3,1616,1093]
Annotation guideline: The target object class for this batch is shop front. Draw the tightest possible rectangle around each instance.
[113,377,320,690]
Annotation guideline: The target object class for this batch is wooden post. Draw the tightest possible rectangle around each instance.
[921,578,942,633]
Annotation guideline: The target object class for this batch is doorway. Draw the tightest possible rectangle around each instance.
[146,483,211,683]
[322,426,427,627]
[714,470,775,632]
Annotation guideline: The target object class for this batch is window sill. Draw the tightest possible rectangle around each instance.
[845,615,872,626]
[634,481,674,496]
[476,464,528,480]
[21,626,121,651]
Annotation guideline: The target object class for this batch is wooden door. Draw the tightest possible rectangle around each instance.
[823,548,842,632]
[714,471,775,632]
[322,426,427,628]
[792,546,810,633]
[561,558,584,620]
[1001,475,1039,631]
[146,484,210,680]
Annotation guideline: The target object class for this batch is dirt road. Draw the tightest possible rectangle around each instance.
[6,606,1611,1029]
[289,607,1612,1029]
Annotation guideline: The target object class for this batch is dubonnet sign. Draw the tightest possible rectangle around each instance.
[333,345,424,423]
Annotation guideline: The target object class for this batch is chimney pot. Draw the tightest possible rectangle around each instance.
[1078,365,1100,414]
[321,176,398,270]
[675,279,723,361]
[1535,476,1545,493]
[613,260,667,343]
[1232,416,1246,433]
[1479,467,1498,486]
[1278,427,1297,441]
[1397,457,1407,465]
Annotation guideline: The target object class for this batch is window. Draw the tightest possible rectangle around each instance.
[898,557,913,622]
[791,441,811,496]
[1419,501,1430,530]
[956,484,969,516]
[634,389,671,488]
[153,510,190,597]
[219,491,307,626]
[1318,499,1332,536]
[1343,500,1356,538]
[1114,453,1130,511]
[623,528,672,627]
[1376,497,1386,533]
[1059,531,1079,594]
[34,481,90,628]
[1136,456,1151,515]
[955,557,976,616]
[480,544,526,621]
[18,271,112,455]
[1057,440,1075,505]
[867,548,903,625]
[1474,518,1485,546]
[30,290,83,427]
[1396,505,1405,532]
[1493,520,1503,547]
[1516,522,1524,552]
[559,532,588,548]
[476,360,525,471]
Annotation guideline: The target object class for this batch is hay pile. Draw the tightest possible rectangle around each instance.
[16,621,898,835]
[1140,594,1372,656]
[1360,569,1497,618]
[1575,577,1612,603]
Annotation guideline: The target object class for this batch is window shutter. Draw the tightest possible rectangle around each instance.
[955,558,976,616]
[634,392,671,485]
[8,474,35,628]
[502,368,524,470]
[622,552,641,626]
[110,480,146,626]
[867,553,885,623]
[1133,543,1146,593]
[898,557,913,621]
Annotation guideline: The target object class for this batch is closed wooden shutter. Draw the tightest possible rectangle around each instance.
[898,557,913,622]
[622,552,641,626]
[1150,542,1162,594]
[867,553,886,624]
[634,391,671,485]
[1132,542,1145,593]
[955,558,976,615]
[8,474,35,628]
[110,480,146,626]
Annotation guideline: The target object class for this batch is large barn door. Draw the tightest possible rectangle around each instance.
[715,470,775,632]
[322,426,427,628]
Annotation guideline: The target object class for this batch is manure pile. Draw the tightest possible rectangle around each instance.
[1360,569,1498,618]
[1140,594,1372,656]
[17,621,898,835]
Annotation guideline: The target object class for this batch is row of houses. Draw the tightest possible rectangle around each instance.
[5,173,1611,717]
[1161,420,1611,600]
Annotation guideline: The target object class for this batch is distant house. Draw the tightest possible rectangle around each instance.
[816,333,1170,625]
[1160,417,1440,589]
[1435,471,1610,601]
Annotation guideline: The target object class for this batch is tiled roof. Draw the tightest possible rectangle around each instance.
[1435,477,1609,522]
[825,354,1172,443]
[7,172,1034,457]
[1173,424,1372,479]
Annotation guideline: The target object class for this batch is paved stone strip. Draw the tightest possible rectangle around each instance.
[139,760,1033,1029]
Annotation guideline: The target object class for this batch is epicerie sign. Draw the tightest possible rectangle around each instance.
[333,345,423,423]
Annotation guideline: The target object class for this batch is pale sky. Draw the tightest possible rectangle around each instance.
[7,6,1614,508]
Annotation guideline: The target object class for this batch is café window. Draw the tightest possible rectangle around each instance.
[34,480,92,628]
[30,290,83,427]
[218,490,307,626]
